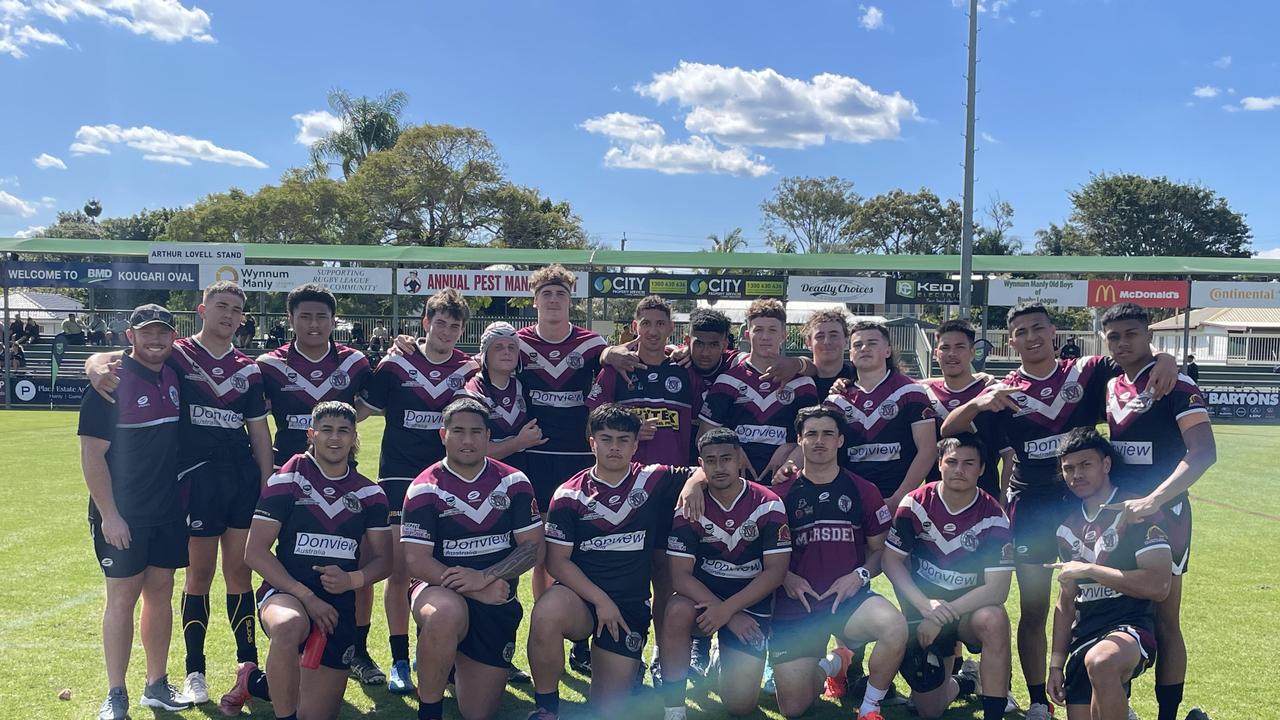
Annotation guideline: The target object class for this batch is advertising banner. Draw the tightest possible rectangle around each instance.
[1,375,92,407]
[399,269,586,298]
[148,242,245,265]
[588,273,785,300]
[785,275,886,303]
[886,277,987,305]
[1190,281,1280,309]
[2,261,199,290]
[201,264,393,295]
[1200,386,1280,424]
[1086,280,1190,308]
[988,279,1088,307]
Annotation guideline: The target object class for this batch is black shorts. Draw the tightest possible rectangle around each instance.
[1063,624,1156,706]
[181,459,260,537]
[257,583,357,671]
[584,596,651,661]
[91,517,189,578]
[899,616,981,693]
[1162,499,1192,576]
[1008,490,1069,564]
[769,590,880,664]
[524,452,593,512]
[409,580,523,668]
[379,478,412,526]
[693,613,771,660]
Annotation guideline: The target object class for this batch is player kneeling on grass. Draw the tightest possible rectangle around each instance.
[1048,428,1172,720]
[401,398,545,720]
[769,406,907,720]
[659,428,791,719]
[239,402,393,720]
[882,434,1014,720]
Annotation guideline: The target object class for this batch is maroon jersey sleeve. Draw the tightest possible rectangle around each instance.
[859,477,893,535]
[666,513,698,558]
[886,499,917,555]
[1171,379,1209,420]
[760,499,793,555]
[400,481,439,545]
[698,374,735,427]
[253,471,296,525]
[587,367,619,410]
[544,492,577,547]
[512,474,543,533]
[361,484,390,532]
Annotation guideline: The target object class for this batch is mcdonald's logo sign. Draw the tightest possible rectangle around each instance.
[1086,280,1189,308]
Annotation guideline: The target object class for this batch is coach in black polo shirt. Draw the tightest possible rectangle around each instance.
[79,304,194,719]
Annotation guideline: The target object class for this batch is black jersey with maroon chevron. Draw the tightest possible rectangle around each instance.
[169,337,267,471]
[980,356,1116,498]
[253,452,390,591]
[518,325,606,455]
[824,370,934,497]
[363,349,478,481]
[1106,363,1209,500]
[588,358,705,465]
[886,482,1013,603]
[921,377,1004,494]
[1056,489,1169,639]
[400,458,541,600]
[257,342,372,466]
[544,462,692,605]
[667,480,791,617]
[699,355,820,480]
[771,469,892,620]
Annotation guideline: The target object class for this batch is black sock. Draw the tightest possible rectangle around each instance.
[982,695,1006,720]
[848,644,866,679]
[227,592,259,665]
[181,593,209,675]
[1156,683,1184,720]
[952,656,964,675]
[957,675,977,696]
[248,668,271,701]
[418,699,443,720]
[354,623,371,659]
[1027,683,1049,707]
[660,673,687,709]
[534,691,560,714]
[390,633,410,663]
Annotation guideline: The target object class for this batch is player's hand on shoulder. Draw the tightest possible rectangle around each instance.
[976,386,1020,412]
[760,356,801,384]
[388,334,418,357]
[602,339,646,375]
[88,357,122,401]
[670,344,692,367]
[830,377,852,396]
[1148,354,1180,399]
[676,480,705,521]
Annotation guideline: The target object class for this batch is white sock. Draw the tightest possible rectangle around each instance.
[663,707,687,720]
[859,683,888,716]
[819,651,842,678]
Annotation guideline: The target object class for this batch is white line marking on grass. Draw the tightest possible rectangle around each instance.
[0,590,98,643]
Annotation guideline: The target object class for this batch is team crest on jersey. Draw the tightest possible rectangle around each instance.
[588,382,603,400]
[625,631,643,652]
[232,375,249,392]
[330,370,350,389]
[740,520,759,540]
[879,402,899,419]
[545,522,563,539]
[342,492,363,513]
[777,524,791,544]
[665,376,683,394]
[1061,382,1083,403]
[1129,391,1153,413]
[838,495,853,512]
[490,492,510,510]
[1146,525,1168,543]
[628,489,648,508]
[777,388,795,404]
[449,376,464,390]
[1101,528,1119,551]
[567,352,584,369]
[168,385,180,407]
[503,642,516,663]
[961,530,979,552]
[1189,394,1206,408]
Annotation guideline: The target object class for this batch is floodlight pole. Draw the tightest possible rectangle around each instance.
[959,0,979,320]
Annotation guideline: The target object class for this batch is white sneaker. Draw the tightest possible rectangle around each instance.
[1026,703,1054,720]
[183,671,209,704]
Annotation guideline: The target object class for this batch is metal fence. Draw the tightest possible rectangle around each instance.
[980,329,1102,361]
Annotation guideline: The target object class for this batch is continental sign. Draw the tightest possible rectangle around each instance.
[1191,281,1280,309]
[1086,280,1190,308]
[588,273,785,299]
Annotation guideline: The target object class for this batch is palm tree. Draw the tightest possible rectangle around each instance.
[310,89,410,178]
[708,227,748,253]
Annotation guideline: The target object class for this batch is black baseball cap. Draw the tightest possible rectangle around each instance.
[128,304,176,330]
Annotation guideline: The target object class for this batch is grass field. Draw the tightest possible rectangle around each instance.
[2,411,1277,719]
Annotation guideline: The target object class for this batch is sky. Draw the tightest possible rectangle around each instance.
[2,0,1278,258]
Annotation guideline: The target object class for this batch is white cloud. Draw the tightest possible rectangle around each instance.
[1256,248,1280,259]
[291,109,342,146]
[32,152,66,169]
[0,190,37,217]
[1029,9,1042,18]
[1192,85,1219,98]
[13,223,46,238]
[40,195,55,207]
[581,112,667,144]
[1240,96,1280,111]
[70,124,267,167]
[980,131,998,143]
[1,0,212,59]
[859,5,884,30]
[635,61,919,149]
[1212,55,1232,69]
[0,21,66,58]
[1227,87,1236,94]
[582,113,771,177]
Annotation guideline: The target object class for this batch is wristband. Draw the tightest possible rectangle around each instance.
[855,567,871,584]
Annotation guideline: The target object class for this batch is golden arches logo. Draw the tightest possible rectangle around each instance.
[1093,283,1118,305]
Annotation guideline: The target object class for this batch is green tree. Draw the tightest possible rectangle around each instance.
[1033,221,1093,256]
[1066,173,1252,258]
[974,198,1023,255]
[42,209,105,239]
[760,176,859,254]
[707,227,748,254]
[847,187,962,254]
[102,207,178,242]
[488,185,589,249]
[310,89,410,179]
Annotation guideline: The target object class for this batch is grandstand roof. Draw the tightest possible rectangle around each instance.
[1151,308,1280,331]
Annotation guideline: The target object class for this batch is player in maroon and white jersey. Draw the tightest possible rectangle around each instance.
[1047,428,1172,720]
[883,435,1013,720]
[940,302,1179,719]
[401,398,544,720]
[461,321,545,470]
[699,298,819,484]
[359,289,479,693]
[921,320,1010,500]
[527,405,704,719]
[823,321,937,510]
[769,406,906,720]
[1100,303,1216,720]
[660,428,790,719]
[238,402,392,720]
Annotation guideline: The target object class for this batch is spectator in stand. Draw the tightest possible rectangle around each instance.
[1185,355,1200,383]
[88,314,109,346]
[23,317,40,345]
[109,316,130,346]
[6,341,25,371]
[369,320,389,353]
[63,313,86,345]
[268,319,288,348]
[237,314,257,348]
[1057,335,1081,360]
[350,321,367,350]
[8,315,24,345]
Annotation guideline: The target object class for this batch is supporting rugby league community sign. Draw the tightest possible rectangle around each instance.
[1190,281,1280,308]
[786,276,886,303]
[886,277,987,305]
[1086,280,1190,308]
[3,261,199,290]
[399,269,585,298]
[988,279,1088,308]
[588,273,785,300]
[201,264,392,295]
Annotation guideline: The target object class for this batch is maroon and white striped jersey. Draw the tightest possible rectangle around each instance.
[824,370,934,497]
[257,342,371,466]
[518,325,606,455]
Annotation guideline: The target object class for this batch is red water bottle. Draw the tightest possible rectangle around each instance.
[301,623,327,669]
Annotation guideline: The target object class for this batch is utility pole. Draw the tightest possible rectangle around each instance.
[959,0,979,320]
